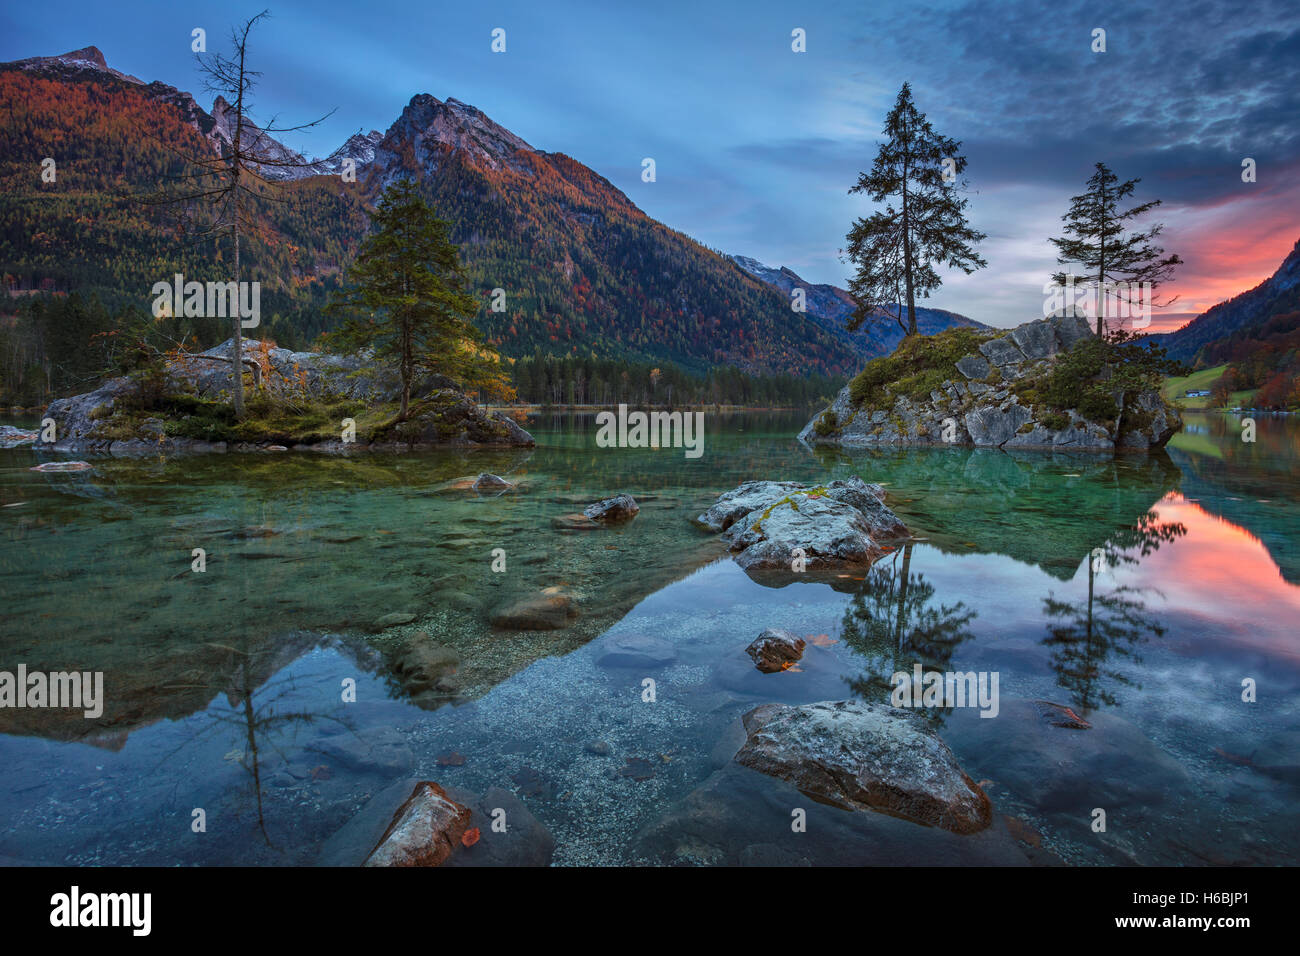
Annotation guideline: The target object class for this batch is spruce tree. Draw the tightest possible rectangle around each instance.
[845,82,986,338]
[1049,162,1182,336]
[328,180,481,420]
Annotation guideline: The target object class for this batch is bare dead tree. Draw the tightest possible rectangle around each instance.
[143,10,335,418]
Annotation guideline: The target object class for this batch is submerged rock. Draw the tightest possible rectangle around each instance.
[596,632,677,669]
[363,781,473,867]
[745,628,806,673]
[552,513,604,532]
[583,494,639,523]
[472,473,514,493]
[374,611,417,630]
[699,477,908,573]
[1034,699,1092,729]
[734,699,993,834]
[489,591,579,630]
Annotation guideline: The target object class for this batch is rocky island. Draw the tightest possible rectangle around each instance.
[800,315,1182,452]
[33,338,534,454]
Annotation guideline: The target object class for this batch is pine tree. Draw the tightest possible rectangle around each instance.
[327,180,482,420]
[845,82,986,338]
[1049,162,1182,336]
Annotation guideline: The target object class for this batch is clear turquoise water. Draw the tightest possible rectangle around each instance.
[0,410,1296,865]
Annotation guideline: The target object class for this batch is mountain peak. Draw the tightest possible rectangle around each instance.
[2,45,143,84]
[382,93,533,171]
[59,46,108,69]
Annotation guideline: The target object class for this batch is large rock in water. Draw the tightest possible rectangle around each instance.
[363,781,472,867]
[799,314,1181,453]
[734,700,993,834]
[746,628,806,673]
[583,494,639,522]
[697,477,907,573]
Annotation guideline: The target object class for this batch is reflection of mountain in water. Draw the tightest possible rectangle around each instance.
[810,444,1184,581]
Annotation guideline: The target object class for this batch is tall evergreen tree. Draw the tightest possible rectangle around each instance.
[1049,162,1182,336]
[845,82,986,338]
[327,180,481,420]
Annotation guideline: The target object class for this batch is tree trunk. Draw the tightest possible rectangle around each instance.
[399,320,411,421]
[893,541,914,650]
[230,40,247,420]
[901,164,917,337]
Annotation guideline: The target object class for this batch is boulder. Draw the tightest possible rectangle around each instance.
[955,354,991,380]
[583,494,639,522]
[1008,319,1059,361]
[963,403,1033,446]
[978,337,1026,368]
[363,781,473,867]
[320,777,554,867]
[745,628,806,673]
[712,480,908,572]
[734,699,993,834]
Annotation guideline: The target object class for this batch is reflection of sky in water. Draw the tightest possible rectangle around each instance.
[0,410,1297,865]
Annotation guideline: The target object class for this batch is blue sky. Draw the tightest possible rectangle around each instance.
[3,0,1298,329]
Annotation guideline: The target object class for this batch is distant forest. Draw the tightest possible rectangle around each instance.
[0,292,845,409]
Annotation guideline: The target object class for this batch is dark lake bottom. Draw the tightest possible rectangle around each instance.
[1,410,1297,866]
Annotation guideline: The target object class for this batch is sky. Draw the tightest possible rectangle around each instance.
[2,0,1298,330]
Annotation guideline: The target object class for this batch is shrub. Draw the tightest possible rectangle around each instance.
[848,327,995,408]
[813,410,838,436]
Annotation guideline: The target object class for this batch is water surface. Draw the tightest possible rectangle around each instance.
[1,410,1296,865]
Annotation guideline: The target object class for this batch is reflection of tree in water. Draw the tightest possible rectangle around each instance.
[839,542,977,723]
[1042,509,1186,715]
[156,636,350,848]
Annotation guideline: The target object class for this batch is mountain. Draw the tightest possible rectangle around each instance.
[1151,237,1300,363]
[0,47,864,377]
[728,254,989,360]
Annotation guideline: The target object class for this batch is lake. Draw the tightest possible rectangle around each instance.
[0,409,1297,865]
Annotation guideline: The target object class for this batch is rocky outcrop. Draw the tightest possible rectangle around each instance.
[697,477,908,573]
[801,315,1181,453]
[734,699,993,834]
[583,494,639,522]
[745,629,806,673]
[35,338,533,453]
